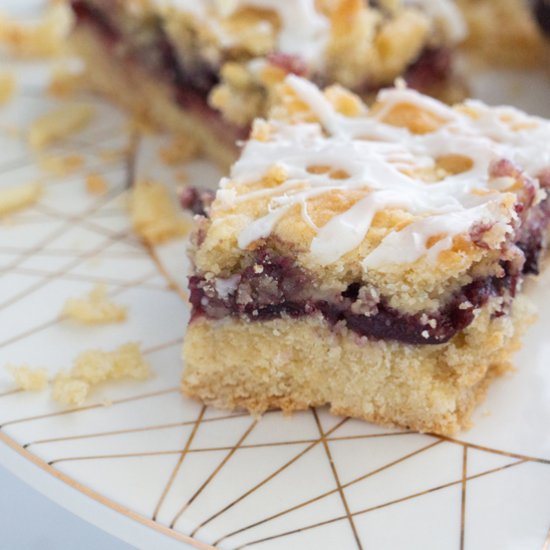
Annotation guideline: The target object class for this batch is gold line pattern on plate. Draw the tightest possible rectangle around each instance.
[1,60,549,550]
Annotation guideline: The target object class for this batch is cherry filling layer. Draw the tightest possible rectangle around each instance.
[188,248,523,345]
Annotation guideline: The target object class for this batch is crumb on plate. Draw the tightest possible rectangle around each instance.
[0,72,15,105]
[0,182,43,217]
[62,283,127,324]
[52,373,90,406]
[6,365,48,391]
[52,342,150,406]
[0,4,71,58]
[158,135,199,166]
[47,64,85,98]
[39,154,84,176]
[85,172,108,195]
[129,179,191,245]
[28,103,95,149]
[72,343,150,385]
[96,147,128,164]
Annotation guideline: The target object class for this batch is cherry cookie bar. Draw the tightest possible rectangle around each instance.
[68,0,466,167]
[182,76,550,435]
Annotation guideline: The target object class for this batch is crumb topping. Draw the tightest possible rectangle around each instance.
[210,76,548,272]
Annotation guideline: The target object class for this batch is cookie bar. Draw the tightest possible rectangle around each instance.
[182,76,550,435]
[68,0,467,167]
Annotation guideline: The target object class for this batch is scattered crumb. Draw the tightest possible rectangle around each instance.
[72,343,150,384]
[47,64,84,98]
[0,5,71,58]
[52,343,150,406]
[96,147,128,164]
[0,72,15,105]
[52,373,90,406]
[39,154,84,176]
[85,172,108,195]
[0,182,43,217]
[126,116,156,136]
[28,104,95,149]
[174,171,189,184]
[62,283,127,324]
[159,136,199,166]
[129,180,191,245]
[6,365,48,391]
[0,124,21,139]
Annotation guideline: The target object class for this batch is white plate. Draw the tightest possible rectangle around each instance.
[1,25,550,550]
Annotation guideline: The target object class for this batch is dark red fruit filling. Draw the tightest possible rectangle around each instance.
[266,53,308,77]
[533,0,550,36]
[189,249,523,345]
[404,48,453,94]
[71,0,219,97]
[179,187,216,217]
[70,0,118,42]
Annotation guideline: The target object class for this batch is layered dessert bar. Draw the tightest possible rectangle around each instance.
[457,0,547,67]
[182,76,550,435]
[68,0,466,167]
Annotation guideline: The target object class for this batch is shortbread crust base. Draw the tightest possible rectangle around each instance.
[69,25,239,169]
[182,298,532,436]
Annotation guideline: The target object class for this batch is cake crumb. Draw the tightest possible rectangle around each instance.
[52,373,90,406]
[6,365,48,391]
[85,172,108,195]
[159,136,199,166]
[129,180,191,245]
[73,343,150,384]
[39,154,84,176]
[52,343,150,406]
[28,104,95,149]
[0,182,43,217]
[0,5,70,58]
[174,171,189,184]
[47,64,84,98]
[96,147,128,164]
[62,284,127,324]
[0,72,15,105]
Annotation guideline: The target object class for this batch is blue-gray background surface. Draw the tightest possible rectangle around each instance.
[0,465,134,549]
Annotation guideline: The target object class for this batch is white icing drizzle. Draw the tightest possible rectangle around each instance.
[220,75,550,269]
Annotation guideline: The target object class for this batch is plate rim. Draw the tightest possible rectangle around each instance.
[0,431,212,549]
